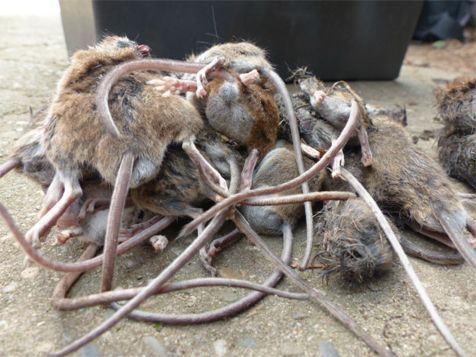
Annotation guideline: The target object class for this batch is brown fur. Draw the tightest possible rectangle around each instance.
[359,117,464,231]
[186,42,280,157]
[436,78,476,189]
[203,71,279,157]
[43,36,203,188]
[130,128,242,218]
[438,133,476,190]
[187,41,273,73]
[322,117,475,262]
[436,78,476,135]
[315,199,394,283]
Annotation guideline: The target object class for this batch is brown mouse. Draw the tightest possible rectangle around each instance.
[438,132,476,191]
[436,78,476,190]
[190,43,316,268]
[435,78,476,136]
[315,194,464,284]
[165,42,280,157]
[335,117,476,267]
[294,80,476,267]
[28,36,204,247]
[199,68,280,156]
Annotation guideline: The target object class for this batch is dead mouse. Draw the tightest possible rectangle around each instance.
[293,79,476,267]
[436,78,476,136]
[240,141,325,235]
[436,78,476,190]
[315,196,463,284]
[157,42,280,157]
[438,132,476,191]
[28,36,204,247]
[335,117,476,267]
[199,68,280,156]
[296,75,373,166]
[130,127,242,227]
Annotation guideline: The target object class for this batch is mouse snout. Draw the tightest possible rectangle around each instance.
[217,81,240,104]
[137,44,151,57]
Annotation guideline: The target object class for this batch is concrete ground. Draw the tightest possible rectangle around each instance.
[0,15,475,357]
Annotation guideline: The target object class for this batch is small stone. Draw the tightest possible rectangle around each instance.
[186,295,197,307]
[124,259,136,269]
[239,337,257,349]
[170,246,183,256]
[292,311,308,321]
[280,342,304,356]
[319,341,339,357]
[36,342,54,353]
[79,343,99,357]
[144,336,169,356]
[0,320,7,330]
[2,281,17,293]
[213,339,227,357]
[218,290,238,303]
[21,266,39,279]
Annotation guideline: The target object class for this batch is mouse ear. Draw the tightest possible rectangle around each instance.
[239,69,260,86]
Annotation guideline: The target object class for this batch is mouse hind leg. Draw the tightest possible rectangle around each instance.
[26,171,82,248]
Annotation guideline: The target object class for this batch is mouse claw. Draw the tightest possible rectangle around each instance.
[196,57,225,98]
[150,76,198,96]
[56,226,83,245]
[25,229,42,250]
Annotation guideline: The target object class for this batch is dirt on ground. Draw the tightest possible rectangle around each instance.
[405,28,476,76]
[0,16,475,357]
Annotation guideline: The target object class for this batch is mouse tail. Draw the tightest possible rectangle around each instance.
[399,236,464,265]
[0,158,20,179]
[431,201,476,267]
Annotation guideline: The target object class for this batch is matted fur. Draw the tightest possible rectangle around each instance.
[43,36,203,188]
[315,199,393,283]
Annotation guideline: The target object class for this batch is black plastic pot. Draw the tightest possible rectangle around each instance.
[61,0,423,80]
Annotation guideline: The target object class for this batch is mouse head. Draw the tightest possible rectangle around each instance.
[56,36,151,93]
[96,36,151,59]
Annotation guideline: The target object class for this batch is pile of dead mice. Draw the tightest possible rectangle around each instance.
[0,36,475,356]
